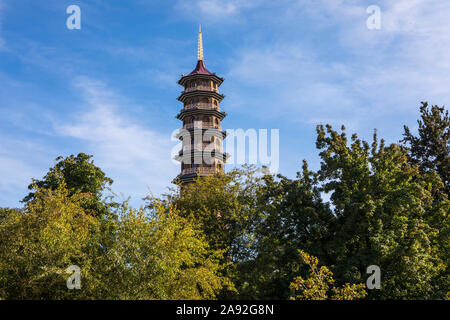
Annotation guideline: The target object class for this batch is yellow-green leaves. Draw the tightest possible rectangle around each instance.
[0,183,230,300]
[290,251,367,300]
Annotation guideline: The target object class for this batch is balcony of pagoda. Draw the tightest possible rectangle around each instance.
[183,122,221,130]
[183,102,219,111]
[177,89,225,104]
[181,167,221,176]
[184,85,218,93]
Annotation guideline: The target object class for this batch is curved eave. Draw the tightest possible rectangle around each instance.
[178,74,224,87]
[176,109,227,121]
[175,128,227,140]
[177,90,225,103]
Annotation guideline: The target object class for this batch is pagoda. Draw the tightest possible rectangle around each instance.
[174,26,227,184]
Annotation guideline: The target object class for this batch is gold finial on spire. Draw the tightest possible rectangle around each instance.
[198,24,203,61]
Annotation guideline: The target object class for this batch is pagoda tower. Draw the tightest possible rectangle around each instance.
[174,26,227,184]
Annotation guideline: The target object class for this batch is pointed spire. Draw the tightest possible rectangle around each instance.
[185,25,214,76]
[197,24,204,61]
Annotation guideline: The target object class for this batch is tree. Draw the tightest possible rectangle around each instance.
[402,102,450,195]
[0,179,99,299]
[0,208,18,222]
[157,167,263,299]
[290,251,366,300]
[315,124,449,299]
[235,162,333,299]
[0,177,230,299]
[168,167,262,259]
[2,102,448,300]
[96,200,232,299]
[22,153,114,216]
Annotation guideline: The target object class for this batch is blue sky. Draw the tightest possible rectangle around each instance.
[1,0,449,208]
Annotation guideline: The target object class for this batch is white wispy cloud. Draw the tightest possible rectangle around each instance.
[175,0,259,21]
[305,0,450,106]
[56,77,179,203]
[0,135,57,207]
[194,0,238,16]
[225,0,450,139]
[227,43,362,130]
[0,73,179,207]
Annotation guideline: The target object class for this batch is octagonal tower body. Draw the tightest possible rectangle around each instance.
[174,27,227,184]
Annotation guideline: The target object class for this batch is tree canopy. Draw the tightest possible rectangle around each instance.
[22,153,114,216]
[402,102,450,196]
[0,102,448,300]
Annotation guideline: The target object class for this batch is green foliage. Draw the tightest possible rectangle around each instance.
[315,124,448,299]
[402,102,450,195]
[0,179,229,299]
[0,207,18,222]
[1,103,448,300]
[158,120,449,299]
[0,180,98,299]
[22,153,114,215]
[289,251,366,300]
[235,162,333,299]
[97,200,231,299]
[159,167,263,298]
[169,167,262,259]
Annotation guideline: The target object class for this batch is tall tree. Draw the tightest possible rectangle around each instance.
[165,167,262,260]
[157,167,265,299]
[237,162,333,299]
[22,153,114,215]
[402,102,450,195]
[316,124,449,299]
[99,200,231,299]
[0,180,99,299]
